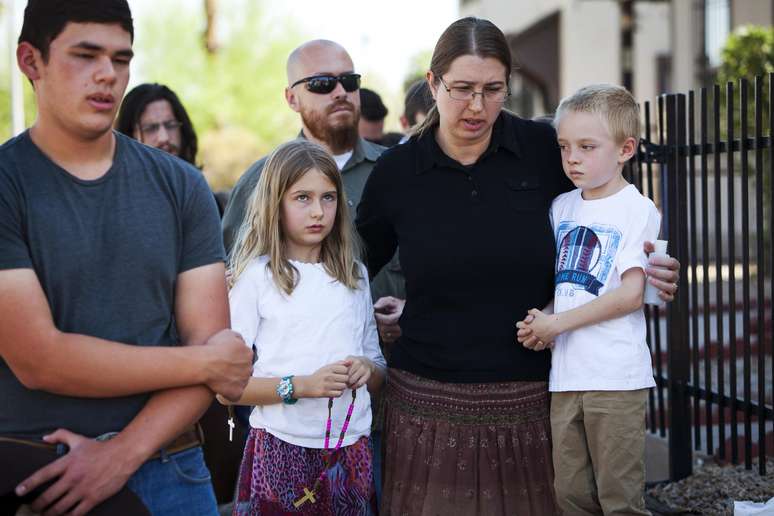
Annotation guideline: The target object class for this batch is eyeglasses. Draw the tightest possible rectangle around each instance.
[290,73,361,94]
[438,77,510,103]
[139,120,183,136]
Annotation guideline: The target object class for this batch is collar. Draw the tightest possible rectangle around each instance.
[296,130,382,172]
[343,137,382,172]
[415,111,523,175]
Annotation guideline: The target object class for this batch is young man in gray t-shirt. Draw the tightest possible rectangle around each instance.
[0,1,252,514]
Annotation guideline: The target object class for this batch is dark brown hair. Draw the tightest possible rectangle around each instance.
[19,0,133,61]
[416,17,512,136]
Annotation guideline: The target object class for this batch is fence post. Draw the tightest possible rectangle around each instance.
[664,93,693,480]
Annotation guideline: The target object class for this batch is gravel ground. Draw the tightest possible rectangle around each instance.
[647,459,774,515]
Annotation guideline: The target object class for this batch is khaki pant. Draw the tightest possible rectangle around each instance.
[551,390,650,516]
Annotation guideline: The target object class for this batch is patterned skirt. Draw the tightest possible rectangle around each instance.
[234,428,377,516]
[381,369,558,516]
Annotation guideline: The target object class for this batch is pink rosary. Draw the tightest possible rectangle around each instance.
[293,389,357,508]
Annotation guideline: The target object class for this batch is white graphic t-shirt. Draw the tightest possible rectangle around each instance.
[549,184,661,392]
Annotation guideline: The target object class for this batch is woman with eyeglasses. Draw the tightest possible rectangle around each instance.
[356,17,679,515]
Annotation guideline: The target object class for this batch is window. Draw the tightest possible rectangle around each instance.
[705,0,730,68]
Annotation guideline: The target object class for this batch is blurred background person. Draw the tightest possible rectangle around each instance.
[116,83,198,165]
[116,83,229,216]
[400,78,434,134]
[358,87,389,144]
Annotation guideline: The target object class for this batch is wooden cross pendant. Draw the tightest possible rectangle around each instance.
[293,487,317,508]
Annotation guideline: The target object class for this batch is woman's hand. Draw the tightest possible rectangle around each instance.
[294,361,349,399]
[344,356,375,389]
[644,241,680,302]
[374,296,405,344]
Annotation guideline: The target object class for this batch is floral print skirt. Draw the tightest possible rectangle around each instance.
[380,369,558,516]
[234,428,377,515]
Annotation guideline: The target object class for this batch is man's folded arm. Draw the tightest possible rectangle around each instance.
[0,267,217,397]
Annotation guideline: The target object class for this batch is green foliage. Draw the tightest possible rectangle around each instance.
[0,1,304,188]
[717,25,772,135]
[719,25,774,82]
[0,73,38,142]
[402,49,432,92]
[718,25,774,252]
[133,0,303,189]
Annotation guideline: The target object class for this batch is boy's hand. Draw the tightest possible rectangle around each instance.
[343,356,373,389]
[526,308,563,343]
[18,430,135,516]
[201,329,252,401]
[516,309,559,351]
[294,361,349,399]
[517,315,552,351]
[516,313,535,344]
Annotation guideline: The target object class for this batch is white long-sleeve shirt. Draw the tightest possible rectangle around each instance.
[229,256,385,448]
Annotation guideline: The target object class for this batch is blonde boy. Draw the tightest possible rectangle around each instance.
[518,84,660,515]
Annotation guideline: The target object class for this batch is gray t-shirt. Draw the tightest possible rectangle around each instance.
[0,131,225,439]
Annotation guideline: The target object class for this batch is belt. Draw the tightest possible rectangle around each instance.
[0,424,204,462]
[0,435,69,457]
[0,435,57,450]
[149,424,205,461]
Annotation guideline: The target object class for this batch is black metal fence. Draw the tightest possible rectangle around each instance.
[626,73,773,480]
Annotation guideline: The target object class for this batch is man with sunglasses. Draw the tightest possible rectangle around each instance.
[222,39,384,253]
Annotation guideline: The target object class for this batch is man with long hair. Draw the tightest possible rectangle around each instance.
[116,83,198,165]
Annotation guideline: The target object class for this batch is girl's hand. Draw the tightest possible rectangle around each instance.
[295,361,349,399]
[215,393,231,405]
[344,356,373,389]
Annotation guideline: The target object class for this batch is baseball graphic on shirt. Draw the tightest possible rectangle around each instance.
[555,223,622,296]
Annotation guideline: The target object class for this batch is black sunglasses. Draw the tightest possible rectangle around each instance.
[290,73,361,94]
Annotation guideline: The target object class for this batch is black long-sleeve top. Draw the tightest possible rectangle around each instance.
[355,112,574,383]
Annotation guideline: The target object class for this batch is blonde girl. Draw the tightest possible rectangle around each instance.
[226,140,385,515]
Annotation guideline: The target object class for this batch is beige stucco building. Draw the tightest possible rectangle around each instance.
[459,0,774,116]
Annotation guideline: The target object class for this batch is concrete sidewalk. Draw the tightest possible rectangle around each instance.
[647,432,671,483]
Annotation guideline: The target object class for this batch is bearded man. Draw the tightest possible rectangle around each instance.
[222,40,383,253]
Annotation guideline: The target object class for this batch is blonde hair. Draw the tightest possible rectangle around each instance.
[554,83,640,143]
[228,140,362,295]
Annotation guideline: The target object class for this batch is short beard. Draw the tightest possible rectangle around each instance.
[156,142,180,157]
[300,101,360,155]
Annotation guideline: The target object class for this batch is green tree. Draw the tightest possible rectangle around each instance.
[718,25,774,255]
[719,25,774,82]
[402,49,432,92]
[0,72,38,142]
[718,25,773,135]
[134,0,303,189]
